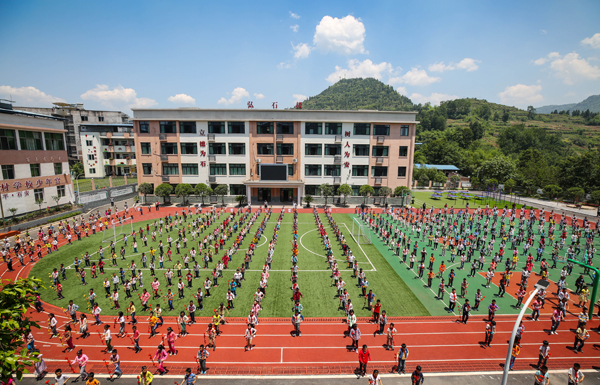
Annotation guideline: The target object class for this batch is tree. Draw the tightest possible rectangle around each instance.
[527,106,536,120]
[502,110,510,122]
[0,277,44,382]
[450,175,461,188]
[303,195,313,208]
[35,198,45,214]
[432,171,447,185]
[138,182,154,205]
[69,162,84,176]
[337,184,352,206]
[235,195,246,207]
[565,187,585,203]
[378,186,392,205]
[51,195,61,207]
[174,183,194,206]
[591,190,600,205]
[194,183,212,206]
[214,184,228,206]
[418,173,429,187]
[359,184,375,204]
[544,184,562,199]
[8,208,17,222]
[469,120,484,141]
[154,183,173,204]
[394,186,411,197]
[504,179,516,194]
[478,155,516,183]
[319,183,334,207]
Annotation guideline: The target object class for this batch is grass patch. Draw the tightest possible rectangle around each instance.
[412,191,530,210]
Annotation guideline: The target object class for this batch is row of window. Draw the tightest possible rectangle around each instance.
[305,165,407,177]
[0,129,65,151]
[142,163,254,176]
[138,121,411,137]
[304,185,394,196]
[1,163,63,180]
[143,142,247,156]
[306,144,409,157]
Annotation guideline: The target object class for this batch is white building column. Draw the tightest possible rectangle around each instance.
[246,185,252,205]
[297,186,302,206]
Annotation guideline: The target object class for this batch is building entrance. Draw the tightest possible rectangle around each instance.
[258,188,271,203]
[280,188,294,203]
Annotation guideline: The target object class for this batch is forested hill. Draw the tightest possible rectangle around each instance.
[301,78,414,111]
[536,94,600,114]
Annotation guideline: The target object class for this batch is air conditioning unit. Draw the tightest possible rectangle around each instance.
[256,158,262,163]
[292,158,298,163]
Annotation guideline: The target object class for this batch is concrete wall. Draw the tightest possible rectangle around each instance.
[78,184,139,210]
[3,207,83,232]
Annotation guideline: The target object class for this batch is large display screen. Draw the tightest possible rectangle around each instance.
[260,164,288,181]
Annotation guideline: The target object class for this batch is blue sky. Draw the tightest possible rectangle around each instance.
[1,0,599,114]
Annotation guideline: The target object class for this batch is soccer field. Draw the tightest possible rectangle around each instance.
[31,209,430,318]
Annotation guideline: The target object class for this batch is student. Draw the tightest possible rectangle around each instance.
[358,344,370,377]
[385,323,396,350]
[139,366,153,385]
[368,369,382,385]
[349,324,361,352]
[109,349,122,379]
[180,368,197,385]
[292,310,302,337]
[396,343,409,374]
[411,365,424,385]
[509,343,520,370]
[196,344,210,375]
[488,299,499,321]
[154,344,169,375]
[54,369,71,385]
[484,320,496,347]
[537,341,550,369]
[85,372,99,385]
[461,299,470,324]
[534,365,549,385]
[244,323,256,351]
[568,363,584,385]
[132,325,141,353]
[70,350,89,382]
[102,325,112,352]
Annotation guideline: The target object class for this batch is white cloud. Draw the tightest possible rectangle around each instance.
[533,51,600,84]
[389,68,441,86]
[292,42,311,59]
[541,29,547,35]
[293,94,307,102]
[410,93,458,106]
[395,86,407,95]
[533,57,548,65]
[326,59,393,83]
[80,84,157,109]
[581,33,600,49]
[548,52,561,59]
[289,11,300,19]
[217,87,250,105]
[0,85,65,106]
[253,93,265,100]
[313,15,366,55]
[167,93,195,105]
[278,62,292,69]
[290,25,299,33]
[498,84,544,106]
[428,58,479,72]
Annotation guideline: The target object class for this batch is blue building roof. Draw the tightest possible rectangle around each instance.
[415,164,460,171]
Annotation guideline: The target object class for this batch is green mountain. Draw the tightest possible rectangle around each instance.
[536,94,600,114]
[301,78,414,111]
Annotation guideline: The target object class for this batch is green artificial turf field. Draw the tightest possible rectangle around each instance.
[411,191,530,210]
[30,211,430,318]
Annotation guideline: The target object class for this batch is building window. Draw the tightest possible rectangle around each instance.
[276,122,294,135]
[400,125,410,136]
[86,140,93,146]
[142,163,152,175]
[161,143,178,155]
[19,131,43,150]
[324,164,341,176]
[57,185,66,198]
[209,143,226,155]
[372,146,389,157]
[228,122,245,134]
[181,163,199,175]
[398,166,407,177]
[34,188,44,201]
[230,184,245,195]
[228,143,245,155]
[141,143,152,154]
[256,122,273,134]
[0,129,16,150]
[208,122,225,134]
[306,185,320,195]
[45,133,65,151]
[229,164,246,176]
[180,143,197,155]
[180,122,197,134]
[30,163,41,177]
[159,121,177,134]
[88,168,96,174]
[371,166,388,177]
[352,165,368,177]
[139,121,150,133]
[353,145,369,156]
[305,165,321,176]
[324,144,341,156]
[162,163,179,175]
[209,163,227,176]
[288,164,294,176]
[398,146,408,157]
[256,143,273,155]
[277,143,294,155]
[81,116,88,122]
[98,116,104,122]
[353,123,370,135]
[305,122,322,135]
[325,123,342,135]
[352,185,361,196]
[87,154,95,161]
[305,144,322,156]
[54,163,62,175]
[373,125,390,136]
[1,165,15,179]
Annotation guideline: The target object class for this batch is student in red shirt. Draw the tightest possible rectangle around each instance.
[358,344,371,377]
[372,299,381,322]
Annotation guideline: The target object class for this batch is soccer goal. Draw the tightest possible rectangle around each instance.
[102,216,134,243]
[351,216,372,245]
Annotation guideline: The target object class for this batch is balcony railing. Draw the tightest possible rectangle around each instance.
[333,176,341,184]
[374,178,383,185]
[160,155,168,161]
[159,134,167,141]
[276,134,284,141]
[209,176,217,183]
[376,157,384,164]
[334,155,342,163]
[276,156,283,163]
[208,155,216,162]
[207,134,216,141]
[161,175,170,182]
[334,135,342,143]
[377,136,385,144]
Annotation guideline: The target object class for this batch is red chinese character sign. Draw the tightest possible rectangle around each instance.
[344,151,350,158]
[344,162,350,168]
[272,102,278,109]
[200,161,206,167]
[295,102,303,109]
[0,174,70,195]
[345,131,351,137]
[247,101,254,109]
[199,130,206,136]
[345,141,350,148]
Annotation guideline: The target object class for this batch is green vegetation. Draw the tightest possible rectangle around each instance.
[411,191,528,210]
[536,94,600,114]
[302,78,413,111]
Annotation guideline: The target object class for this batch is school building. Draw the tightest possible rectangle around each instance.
[131,108,417,205]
